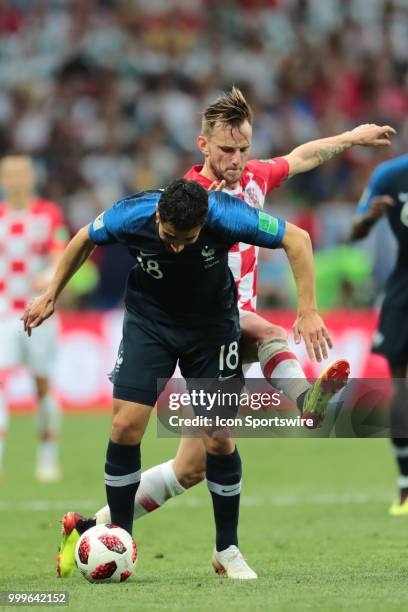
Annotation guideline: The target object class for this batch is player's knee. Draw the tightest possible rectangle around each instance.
[177,466,206,489]
[258,324,287,346]
[242,323,288,362]
[204,437,235,456]
[175,455,206,488]
[35,377,50,399]
[111,415,143,445]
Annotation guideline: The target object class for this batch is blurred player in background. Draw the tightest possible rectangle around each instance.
[351,154,408,515]
[0,155,68,481]
[55,88,395,577]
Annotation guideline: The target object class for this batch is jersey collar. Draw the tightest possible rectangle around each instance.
[187,165,213,188]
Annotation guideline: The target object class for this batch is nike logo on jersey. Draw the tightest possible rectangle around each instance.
[139,251,156,257]
[218,373,237,381]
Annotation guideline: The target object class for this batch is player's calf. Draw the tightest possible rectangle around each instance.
[258,336,312,407]
[173,437,206,489]
[205,441,241,554]
[389,374,408,510]
[105,400,151,533]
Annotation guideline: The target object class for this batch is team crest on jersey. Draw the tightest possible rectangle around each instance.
[243,173,263,209]
[201,245,215,259]
[245,186,261,208]
[201,245,218,269]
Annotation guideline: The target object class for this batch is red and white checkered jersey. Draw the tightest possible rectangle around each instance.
[184,158,289,312]
[0,199,68,315]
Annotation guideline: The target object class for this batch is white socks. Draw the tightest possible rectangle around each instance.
[95,459,186,524]
[258,338,311,405]
[37,393,61,471]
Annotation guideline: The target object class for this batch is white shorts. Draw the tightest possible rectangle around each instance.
[0,315,58,378]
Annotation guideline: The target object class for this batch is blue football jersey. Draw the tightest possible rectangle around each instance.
[357,154,408,263]
[89,190,286,325]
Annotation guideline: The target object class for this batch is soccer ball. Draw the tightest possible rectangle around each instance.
[75,524,137,583]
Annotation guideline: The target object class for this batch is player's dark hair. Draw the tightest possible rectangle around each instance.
[158,179,209,230]
[202,86,253,136]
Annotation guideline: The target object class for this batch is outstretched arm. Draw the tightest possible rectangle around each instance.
[22,226,95,335]
[283,124,396,178]
[281,222,332,362]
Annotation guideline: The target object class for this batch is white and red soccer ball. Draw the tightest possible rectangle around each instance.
[75,524,137,583]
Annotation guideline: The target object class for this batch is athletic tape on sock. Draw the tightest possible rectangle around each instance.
[206,479,242,496]
[397,475,408,488]
[258,338,310,404]
[104,470,141,487]
[393,444,408,458]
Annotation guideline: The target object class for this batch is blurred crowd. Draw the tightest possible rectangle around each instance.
[1,0,407,308]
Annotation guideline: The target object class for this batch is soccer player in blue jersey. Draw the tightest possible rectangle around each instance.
[351,154,408,516]
[23,179,345,579]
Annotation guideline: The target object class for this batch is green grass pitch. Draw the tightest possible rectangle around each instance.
[1,413,408,611]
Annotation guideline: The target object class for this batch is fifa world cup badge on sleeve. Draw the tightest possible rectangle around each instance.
[258,211,278,235]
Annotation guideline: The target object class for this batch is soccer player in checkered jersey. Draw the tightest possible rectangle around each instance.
[0,155,69,481]
[57,89,395,577]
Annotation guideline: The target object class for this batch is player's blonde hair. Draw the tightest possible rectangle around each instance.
[201,86,253,136]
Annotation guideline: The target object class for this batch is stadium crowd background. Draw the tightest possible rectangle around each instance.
[1,0,407,308]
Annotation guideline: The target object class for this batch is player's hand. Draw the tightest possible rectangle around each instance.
[365,195,395,221]
[208,180,226,192]
[21,293,55,337]
[292,311,333,362]
[349,124,396,147]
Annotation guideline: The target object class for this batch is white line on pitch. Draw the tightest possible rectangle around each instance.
[182,492,392,508]
[0,493,392,512]
[0,499,98,512]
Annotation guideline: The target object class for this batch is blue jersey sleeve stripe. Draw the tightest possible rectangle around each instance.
[275,218,286,245]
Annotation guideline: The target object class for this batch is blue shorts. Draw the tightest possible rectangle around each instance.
[111,307,243,406]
